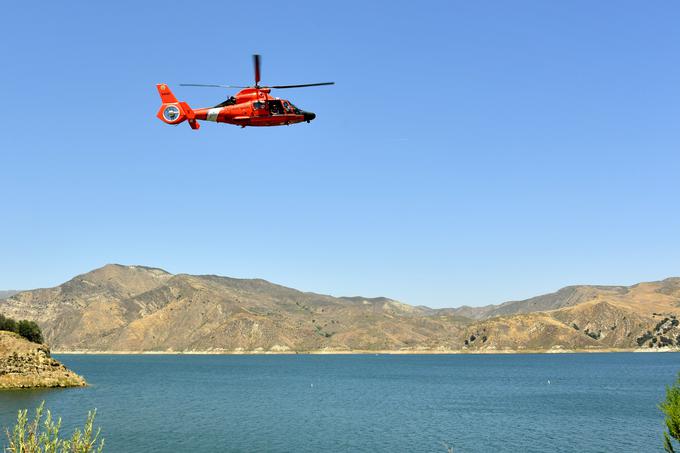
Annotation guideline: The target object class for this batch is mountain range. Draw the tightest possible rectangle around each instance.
[1,264,678,353]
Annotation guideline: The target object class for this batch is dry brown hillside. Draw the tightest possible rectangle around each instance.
[1,265,678,353]
[459,280,680,352]
[0,265,469,352]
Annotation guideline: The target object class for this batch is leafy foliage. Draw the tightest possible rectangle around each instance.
[0,315,17,334]
[17,320,44,344]
[4,402,104,453]
[0,315,43,344]
[660,373,680,452]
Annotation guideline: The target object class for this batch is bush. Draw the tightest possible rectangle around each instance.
[4,402,104,453]
[660,373,680,452]
[636,331,653,347]
[0,315,18,333]
[17,320,44,344]
[0,315,43,344]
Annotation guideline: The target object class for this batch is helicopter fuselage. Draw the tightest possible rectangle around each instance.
[156,85,315,129]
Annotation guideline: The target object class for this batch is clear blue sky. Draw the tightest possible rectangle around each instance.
[1,1,678,307]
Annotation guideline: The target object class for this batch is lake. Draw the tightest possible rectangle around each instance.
[0,353,678,452]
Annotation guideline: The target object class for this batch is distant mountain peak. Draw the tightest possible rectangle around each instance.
[95,263,171,274]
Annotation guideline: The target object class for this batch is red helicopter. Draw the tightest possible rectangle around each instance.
[156,55,333,130]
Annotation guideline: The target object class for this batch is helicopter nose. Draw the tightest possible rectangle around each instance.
[303,111,316,122]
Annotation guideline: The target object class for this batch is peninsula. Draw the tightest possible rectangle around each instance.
[0,330,86,389]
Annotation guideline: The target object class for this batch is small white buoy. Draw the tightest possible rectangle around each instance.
[547,380,551,385]
[311,383,314,388]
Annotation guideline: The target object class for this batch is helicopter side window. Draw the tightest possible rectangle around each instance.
[253,101,266,110]
[283,101,291,112]
[214,96,236,108]
[268,100,284,115]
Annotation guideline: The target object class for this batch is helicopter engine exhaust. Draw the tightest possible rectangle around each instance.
[156,84,200,130]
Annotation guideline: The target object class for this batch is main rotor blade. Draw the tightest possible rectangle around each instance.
[179,84,249,88]
[269,82,335,89]
[253,54,261,87]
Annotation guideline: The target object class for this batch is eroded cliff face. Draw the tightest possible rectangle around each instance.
[0,331,86,389]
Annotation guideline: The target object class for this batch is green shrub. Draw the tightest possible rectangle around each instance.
[0,315,43,344]
[0,315,18,333]
[4,402,104,453]
[17,320,44,344]
[660,373,680,452]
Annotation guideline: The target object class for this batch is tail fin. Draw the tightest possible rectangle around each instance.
[156,84,200,130]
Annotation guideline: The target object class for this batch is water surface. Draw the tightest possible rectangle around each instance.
[0,353,677,452]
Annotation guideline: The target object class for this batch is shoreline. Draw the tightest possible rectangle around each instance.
[52,348,680,355]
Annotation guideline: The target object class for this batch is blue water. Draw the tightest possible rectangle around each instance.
[0,353,677,452]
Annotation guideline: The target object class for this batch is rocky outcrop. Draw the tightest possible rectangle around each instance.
[0,331,86,389]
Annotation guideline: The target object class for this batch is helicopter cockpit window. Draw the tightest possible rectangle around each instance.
[253,101,266,110]
[283,101,291,112]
